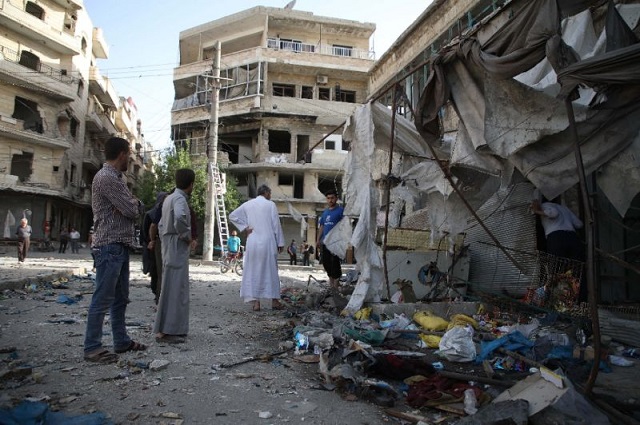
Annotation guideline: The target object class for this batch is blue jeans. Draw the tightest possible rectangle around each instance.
[84,243,131,354]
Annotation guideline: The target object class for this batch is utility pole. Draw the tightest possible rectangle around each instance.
[203,40,221,262]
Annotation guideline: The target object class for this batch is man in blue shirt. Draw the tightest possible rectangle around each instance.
[316,189,344,289]
[227,230,241,255]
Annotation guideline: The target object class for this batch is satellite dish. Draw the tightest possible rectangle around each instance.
[284,0,296,9]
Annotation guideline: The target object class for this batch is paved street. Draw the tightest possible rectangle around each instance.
[0,249,385,424]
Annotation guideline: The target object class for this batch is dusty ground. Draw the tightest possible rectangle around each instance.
[0,250,387,424]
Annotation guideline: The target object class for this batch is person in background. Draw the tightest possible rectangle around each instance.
[229,184,285,312]
[84,136,147,364]
[531,198,586,300]
[316,189,344,289]
[154,169,195,344]
[70,227,81,253]
[287,239,297,265]
[59,227,69,254]
[16,218,32,263]
[227,230,241,255]
[302,241,311,266]
[142,192,167,304]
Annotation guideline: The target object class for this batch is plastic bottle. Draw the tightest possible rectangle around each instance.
[463,389,478,415]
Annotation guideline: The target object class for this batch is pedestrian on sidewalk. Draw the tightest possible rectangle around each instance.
[143,192,167,304]
[58,227,69,254]
[287,239,297,265]
[16,218,32,263]
[154,169,195,344]
[229,184,285,312]
[70,227,80,253]
[83,136,147,364]
[302,241,311,266]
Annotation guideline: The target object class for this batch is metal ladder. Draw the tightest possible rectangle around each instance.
[211,164,229,255]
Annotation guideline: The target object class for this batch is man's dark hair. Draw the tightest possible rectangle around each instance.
[257,184,271,196]
[325,189,338,197]
[175,168,196,190]
[104,137,129,161]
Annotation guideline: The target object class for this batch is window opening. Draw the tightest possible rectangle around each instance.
[273,83,295,97]
[19,51,40,71]
[332,44,353,57]
[13,97,43,133]
[336,89,356,103]
[77,80,84,98]
[294,175,304,199]
[318,87,331,101]
[296,135,310,162]
[301,86,313,99]
[10,152,33,182]
[25,2,44,20]
[268,130,291,153]
[278,173,293,186]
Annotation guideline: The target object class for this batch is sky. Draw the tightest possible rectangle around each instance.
[84,0,432,152]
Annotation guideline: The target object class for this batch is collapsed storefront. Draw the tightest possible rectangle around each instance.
[329,0,640,313]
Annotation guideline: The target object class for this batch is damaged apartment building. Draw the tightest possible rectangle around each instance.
[171,6,375,243]
[0,0,150,244]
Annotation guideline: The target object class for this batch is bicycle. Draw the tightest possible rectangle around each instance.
[220,248,243,275]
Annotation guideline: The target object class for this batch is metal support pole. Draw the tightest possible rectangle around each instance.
[565,98,600,395]
[382,85,399,300]
[203,41,221,262]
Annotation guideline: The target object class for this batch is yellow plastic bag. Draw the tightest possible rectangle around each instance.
[354,307,372,320]
[419,333,442,348]
[413,311,449,331]
[447,314,478,331]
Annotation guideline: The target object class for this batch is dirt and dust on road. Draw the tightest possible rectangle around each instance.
[0,251,389,425]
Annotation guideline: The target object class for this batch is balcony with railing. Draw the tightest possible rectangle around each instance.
[89,66,118,108]
[266,38,374,60]
[85,96,104,132]
[92,27,108,59]
[0,44,76,101]
[0,114,71,149]
[83,145,103,170]
[0,1,81,55]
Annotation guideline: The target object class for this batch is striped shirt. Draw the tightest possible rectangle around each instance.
[91,163,143,247]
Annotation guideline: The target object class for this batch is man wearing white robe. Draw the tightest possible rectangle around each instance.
[229,184,285,311]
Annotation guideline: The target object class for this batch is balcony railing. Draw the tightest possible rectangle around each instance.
[267,38,373,59]
[0,45,75,84]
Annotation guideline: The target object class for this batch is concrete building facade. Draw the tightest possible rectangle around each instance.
[0,0,148,245]
[171,6,375,246]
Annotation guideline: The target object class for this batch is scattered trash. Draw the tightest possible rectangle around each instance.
[0,401,111,425]
[609,355,634,367]
[258,411,273,419]
[149,360,170,371]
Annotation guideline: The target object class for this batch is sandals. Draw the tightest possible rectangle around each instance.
[155,335,186,344]
[84,348,118,364]
[252,301,261,312]
[115,340,147,354]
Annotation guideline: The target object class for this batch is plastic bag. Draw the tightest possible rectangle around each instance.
[438,325,476,362]
[413,311,449,331]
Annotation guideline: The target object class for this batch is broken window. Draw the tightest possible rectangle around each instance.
[273,83,295,97]
[332,44,353,57]
[220,143,239,164]
[19,51,40,71]
[318,177,341,198]
[10,152,33,182]
[301,86,313,99]
[296,135,310,162]
[70,117,78,139]
[318,87,331,101]
[278,173,293,186]
[13,97,43,133]
[77,79,84,98]
[70,163,77,185]
[268,130,291,153]
[64,12,77,32]
[336,89,356,103]
[25,2,44,20]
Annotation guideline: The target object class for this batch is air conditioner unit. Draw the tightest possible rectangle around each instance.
[316,75,328,84]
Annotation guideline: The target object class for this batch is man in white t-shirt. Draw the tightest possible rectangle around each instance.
[70,227,81,254]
